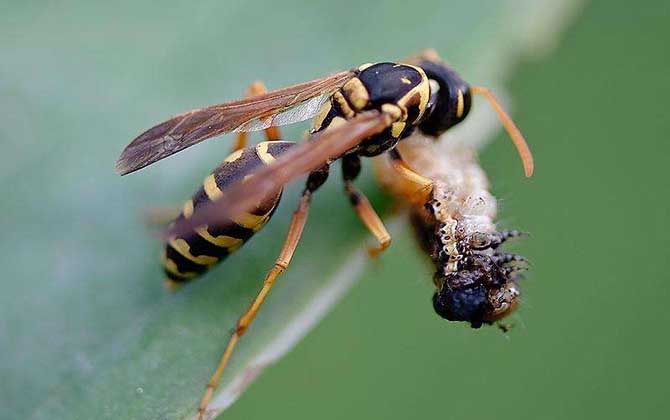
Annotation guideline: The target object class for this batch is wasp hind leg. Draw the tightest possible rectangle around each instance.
[341,155,391,257]
[197,166,330,420]
[231,81,282,152]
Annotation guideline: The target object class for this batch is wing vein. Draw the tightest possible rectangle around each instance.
[116,71,355,175]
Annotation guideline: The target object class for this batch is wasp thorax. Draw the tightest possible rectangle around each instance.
[312,62,431,158]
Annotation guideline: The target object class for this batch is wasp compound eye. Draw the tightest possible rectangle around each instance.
[432,285,488,328]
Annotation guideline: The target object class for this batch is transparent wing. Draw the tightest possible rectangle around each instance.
[166,111,392,238]
[116,71,355,175]
[233,94,331,132]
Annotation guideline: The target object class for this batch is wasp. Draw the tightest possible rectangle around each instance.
[116,49,534,419]
[373,131,530,330]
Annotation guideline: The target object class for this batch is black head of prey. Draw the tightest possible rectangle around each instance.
[431,231,527,329]
[432,254,521,329]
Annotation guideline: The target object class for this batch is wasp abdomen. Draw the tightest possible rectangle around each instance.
[163,141,295,285]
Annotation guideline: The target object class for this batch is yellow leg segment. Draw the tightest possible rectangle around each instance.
[344,181,391,257]
[197,192,311,420]
[388,148,434,203]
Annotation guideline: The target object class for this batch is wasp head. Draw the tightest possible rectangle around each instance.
[416,57,472,136]
[411,49,534,177]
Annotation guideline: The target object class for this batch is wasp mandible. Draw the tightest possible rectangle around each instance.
[117,49,534,419]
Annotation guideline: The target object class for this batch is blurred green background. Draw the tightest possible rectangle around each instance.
[1,0,669,419]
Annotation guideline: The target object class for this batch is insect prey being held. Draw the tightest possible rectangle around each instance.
[116,49,534,419]
[374,133,530,330]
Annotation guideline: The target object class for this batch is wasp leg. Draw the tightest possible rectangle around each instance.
[341,155,391,257]
[231,81,282,152]
[197,167,329,420]
[387,148,434,203]
[197,193,310,419]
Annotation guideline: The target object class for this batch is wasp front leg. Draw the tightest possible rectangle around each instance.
[341,155,391,257]
[231,81,282,153]
[387,148,434,203]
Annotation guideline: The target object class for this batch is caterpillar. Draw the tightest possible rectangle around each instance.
[374,133,528,328]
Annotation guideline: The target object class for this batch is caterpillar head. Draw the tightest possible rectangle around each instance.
[432,232,527,328]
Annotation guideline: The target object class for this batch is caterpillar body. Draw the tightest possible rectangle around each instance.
[374,133,528,328]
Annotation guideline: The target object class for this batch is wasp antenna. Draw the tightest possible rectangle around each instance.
[471,86,534,177]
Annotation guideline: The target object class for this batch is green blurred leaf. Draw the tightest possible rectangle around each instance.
[0,1,581,419]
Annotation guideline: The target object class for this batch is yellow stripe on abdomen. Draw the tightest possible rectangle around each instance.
[168,238,219,266]
[195,227,244,252]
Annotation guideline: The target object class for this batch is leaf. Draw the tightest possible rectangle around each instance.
[0,1,583,419]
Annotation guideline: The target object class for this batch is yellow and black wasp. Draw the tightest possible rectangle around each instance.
[116,49,534,419]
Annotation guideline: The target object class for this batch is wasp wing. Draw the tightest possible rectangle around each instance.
[116,70,356,175]
[166,111,392,238]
